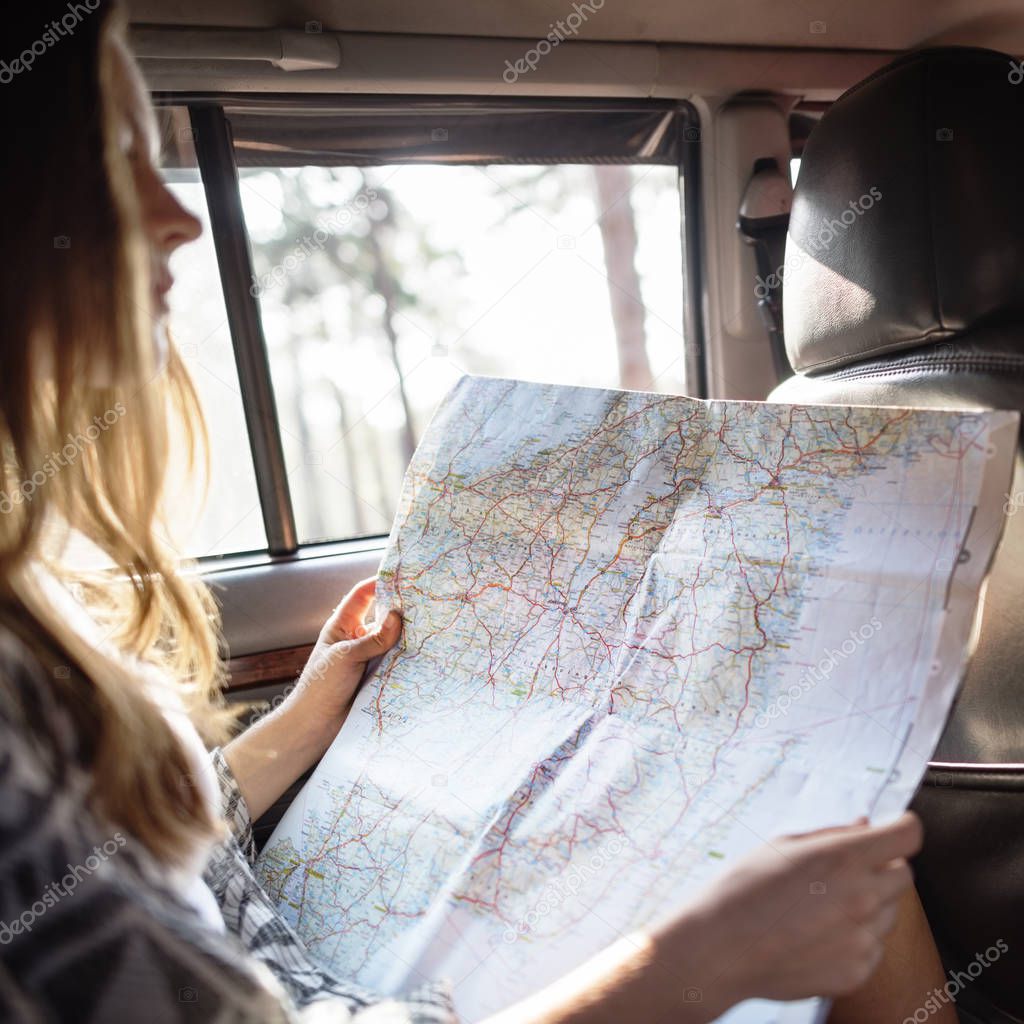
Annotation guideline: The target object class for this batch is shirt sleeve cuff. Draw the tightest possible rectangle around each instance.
[210,746,256,864]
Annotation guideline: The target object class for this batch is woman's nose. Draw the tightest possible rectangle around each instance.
[145,173,203,254]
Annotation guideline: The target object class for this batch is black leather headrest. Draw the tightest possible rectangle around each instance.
[784,47,1024,374]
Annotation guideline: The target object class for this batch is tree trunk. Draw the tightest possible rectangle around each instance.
[283,329,328,541]
[360,172,418,463]
[592,166,653,391]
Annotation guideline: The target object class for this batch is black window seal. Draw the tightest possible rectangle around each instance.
[186,103,299,556]
[678,111,707,399]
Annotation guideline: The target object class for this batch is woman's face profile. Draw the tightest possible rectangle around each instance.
[109,35,201,364]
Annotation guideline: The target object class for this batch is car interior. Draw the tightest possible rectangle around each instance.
[123,3,1024,1021]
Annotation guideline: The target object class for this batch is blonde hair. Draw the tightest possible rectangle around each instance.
[0,1,233,863]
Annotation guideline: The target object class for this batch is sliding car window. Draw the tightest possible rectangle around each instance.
[224,99,694,545]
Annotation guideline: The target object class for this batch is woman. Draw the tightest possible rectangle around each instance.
[0,3,953,1021]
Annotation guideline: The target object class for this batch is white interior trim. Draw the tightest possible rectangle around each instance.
[132,27,892,100]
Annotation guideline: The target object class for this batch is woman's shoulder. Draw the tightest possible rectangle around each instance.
[0,612,50,708]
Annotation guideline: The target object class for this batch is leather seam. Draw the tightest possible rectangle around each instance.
[793,325,961,374]
[817,356,1024,383]
[833,357,1024,377]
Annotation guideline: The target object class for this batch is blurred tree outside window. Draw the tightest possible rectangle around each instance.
[240,163,685,545]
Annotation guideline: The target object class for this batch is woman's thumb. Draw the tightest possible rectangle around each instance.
[344,610,402,661]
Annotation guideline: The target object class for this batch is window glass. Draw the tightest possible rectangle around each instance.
[157,108,267,558]
[240,163,685,544]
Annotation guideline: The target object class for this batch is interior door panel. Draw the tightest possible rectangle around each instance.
[211,541,386,658]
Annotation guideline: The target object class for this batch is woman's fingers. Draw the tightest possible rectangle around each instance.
[862,892,902,940]
[874,858,914,900]
[855,860,913,937]
[788,812,922,870]
[787,816,869,841]
[845,812,923,865]
[321,577,379,642]
[336,610,403,663]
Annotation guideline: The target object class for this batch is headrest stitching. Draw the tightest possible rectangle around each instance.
[824,354,1024,382]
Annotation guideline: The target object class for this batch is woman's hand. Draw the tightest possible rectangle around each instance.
[682,812,923,1006]
[486,813,923,1024]
[223,577,402,822]
[284,577,402,742]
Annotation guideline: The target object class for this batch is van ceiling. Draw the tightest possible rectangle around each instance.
[127,0,1024,54]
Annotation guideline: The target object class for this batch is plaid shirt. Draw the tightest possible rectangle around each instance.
[0,620,455,1023]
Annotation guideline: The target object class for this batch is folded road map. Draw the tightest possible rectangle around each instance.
[257,376,1018,1022]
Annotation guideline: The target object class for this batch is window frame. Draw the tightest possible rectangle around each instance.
[152,93,706,564]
